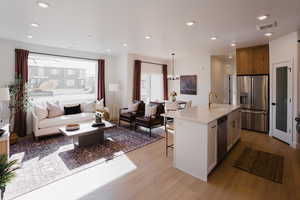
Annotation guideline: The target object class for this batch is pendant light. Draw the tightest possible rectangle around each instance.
[168,53,179,80]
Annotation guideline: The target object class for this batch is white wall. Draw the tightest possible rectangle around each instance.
[269,31,299,147]
[211,56,232,104]
[118,53,171,107]
[0,38,120,134]
[170,50,211,106]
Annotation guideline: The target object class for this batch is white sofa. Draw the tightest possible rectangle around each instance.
[32,101,109,138]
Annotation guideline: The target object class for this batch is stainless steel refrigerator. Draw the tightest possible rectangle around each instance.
[238,75,269,132]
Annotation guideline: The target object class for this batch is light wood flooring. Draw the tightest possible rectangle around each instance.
[77,130,300,200]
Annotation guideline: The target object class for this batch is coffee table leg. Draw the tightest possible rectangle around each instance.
[77,130,105,147]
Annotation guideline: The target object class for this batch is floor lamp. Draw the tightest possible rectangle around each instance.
[108,84,120,121]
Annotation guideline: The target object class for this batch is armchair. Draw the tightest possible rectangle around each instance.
[119,100,145,129]
[135,102,165,137]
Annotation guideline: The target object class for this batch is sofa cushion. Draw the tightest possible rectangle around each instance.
[47,101,64,118]
[82,101,96,113]
[38,113,94,129]
[95,99,104,111]
[145,104,157,117]
[34,103,48,120]
[64,104,81,115]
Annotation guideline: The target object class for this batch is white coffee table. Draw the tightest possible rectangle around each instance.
[59,121,115,147]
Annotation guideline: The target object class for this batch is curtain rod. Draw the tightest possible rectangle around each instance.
[29,51,100,61]
[141,61,166,66]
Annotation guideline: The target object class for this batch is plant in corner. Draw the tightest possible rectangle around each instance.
[0,155,18,200]
[6,76,32,142]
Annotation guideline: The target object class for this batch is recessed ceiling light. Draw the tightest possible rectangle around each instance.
[231,43,236,47]
[106,49,111,53]
[30,23,39,28]
[27,35,33,39]
[145,35,152,40]
[185,21,195,27]
[264,32,273,37]
[257,14,269,21]
[123,43,128,47]
[210,37,217,40]
[37,1,50,8]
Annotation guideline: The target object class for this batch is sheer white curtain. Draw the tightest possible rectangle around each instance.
[140,63,163,103]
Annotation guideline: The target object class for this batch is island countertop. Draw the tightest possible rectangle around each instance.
[167,104,240,124]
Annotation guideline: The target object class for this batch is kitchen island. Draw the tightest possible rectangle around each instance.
[171,104,241,182]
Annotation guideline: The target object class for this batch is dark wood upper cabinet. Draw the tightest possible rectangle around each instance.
[236,44,269,75]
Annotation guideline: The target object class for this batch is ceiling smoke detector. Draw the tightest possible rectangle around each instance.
[256,21,278,31]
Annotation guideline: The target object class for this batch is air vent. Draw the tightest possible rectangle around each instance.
[256,21,278,31]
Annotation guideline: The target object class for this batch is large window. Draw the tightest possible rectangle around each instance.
[140,63,163,103]
[28,53,98,102]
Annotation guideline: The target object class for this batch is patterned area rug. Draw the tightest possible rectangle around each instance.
[233,147,284,184]
[6,126,164,200]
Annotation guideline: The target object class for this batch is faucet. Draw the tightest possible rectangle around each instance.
[208,92,217,110]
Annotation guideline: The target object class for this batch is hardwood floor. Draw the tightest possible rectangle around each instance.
[78,130,300,200]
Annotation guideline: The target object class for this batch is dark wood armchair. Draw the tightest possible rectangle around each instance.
[119,100,145,129]
[135,102,165,137]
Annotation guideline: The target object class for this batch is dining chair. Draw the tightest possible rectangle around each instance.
[185,100,192,109]
[164,101,179,156]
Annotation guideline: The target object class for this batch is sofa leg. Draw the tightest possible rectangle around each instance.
[149,128,152,137]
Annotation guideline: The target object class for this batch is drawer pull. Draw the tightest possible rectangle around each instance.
[211,125,217,128]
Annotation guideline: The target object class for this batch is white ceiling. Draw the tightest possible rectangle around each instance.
[1,0,300,58]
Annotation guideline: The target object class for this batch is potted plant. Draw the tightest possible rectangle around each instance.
[6,77,32,143]
[0,155,19,200]
[170,91,177,102]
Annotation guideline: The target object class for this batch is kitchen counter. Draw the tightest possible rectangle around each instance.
[172,104,241,182]
[168,104,240,124]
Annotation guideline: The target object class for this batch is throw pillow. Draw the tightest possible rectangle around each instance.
[64,104,82,115]
[145,105,157,117]
[47,101,64,118]
[95,99,104,111]
[82,101,96,113]
[128,103,139,112]
[34,103,48,120]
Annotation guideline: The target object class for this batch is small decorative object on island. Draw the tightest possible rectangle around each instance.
[170,91,177,102]
[66,124,80,131]
[0,155,19,200]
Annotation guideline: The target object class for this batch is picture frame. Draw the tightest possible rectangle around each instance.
[180,75,197,95]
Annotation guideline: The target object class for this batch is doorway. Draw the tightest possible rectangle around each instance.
[271,61,293,145]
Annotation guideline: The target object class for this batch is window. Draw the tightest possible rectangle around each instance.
[140,63,163,103]
[28,53,98,102]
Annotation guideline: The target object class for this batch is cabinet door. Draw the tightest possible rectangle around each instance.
[207,120,217,173]
[227,117,233,150]
[253,45,269,74]
[233,110,241,144]
[236,48,254,75]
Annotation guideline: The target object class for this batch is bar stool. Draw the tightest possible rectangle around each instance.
[164,102,179,156]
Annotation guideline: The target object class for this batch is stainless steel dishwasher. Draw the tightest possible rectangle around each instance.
[217,116,228,163]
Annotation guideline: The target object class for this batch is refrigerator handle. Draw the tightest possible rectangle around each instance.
[251,77,254,106]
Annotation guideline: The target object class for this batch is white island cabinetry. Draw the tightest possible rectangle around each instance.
[173,104,240,182]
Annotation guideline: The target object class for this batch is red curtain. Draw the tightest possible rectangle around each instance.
[132,60,141,101]
[97,59,105,106]
[15,49,29,137]
[162,64,168,100]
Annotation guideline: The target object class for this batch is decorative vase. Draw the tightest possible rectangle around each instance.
[172,96,176,102]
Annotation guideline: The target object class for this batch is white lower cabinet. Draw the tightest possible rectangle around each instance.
[207,120,217,174]
[227,109,241,151]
